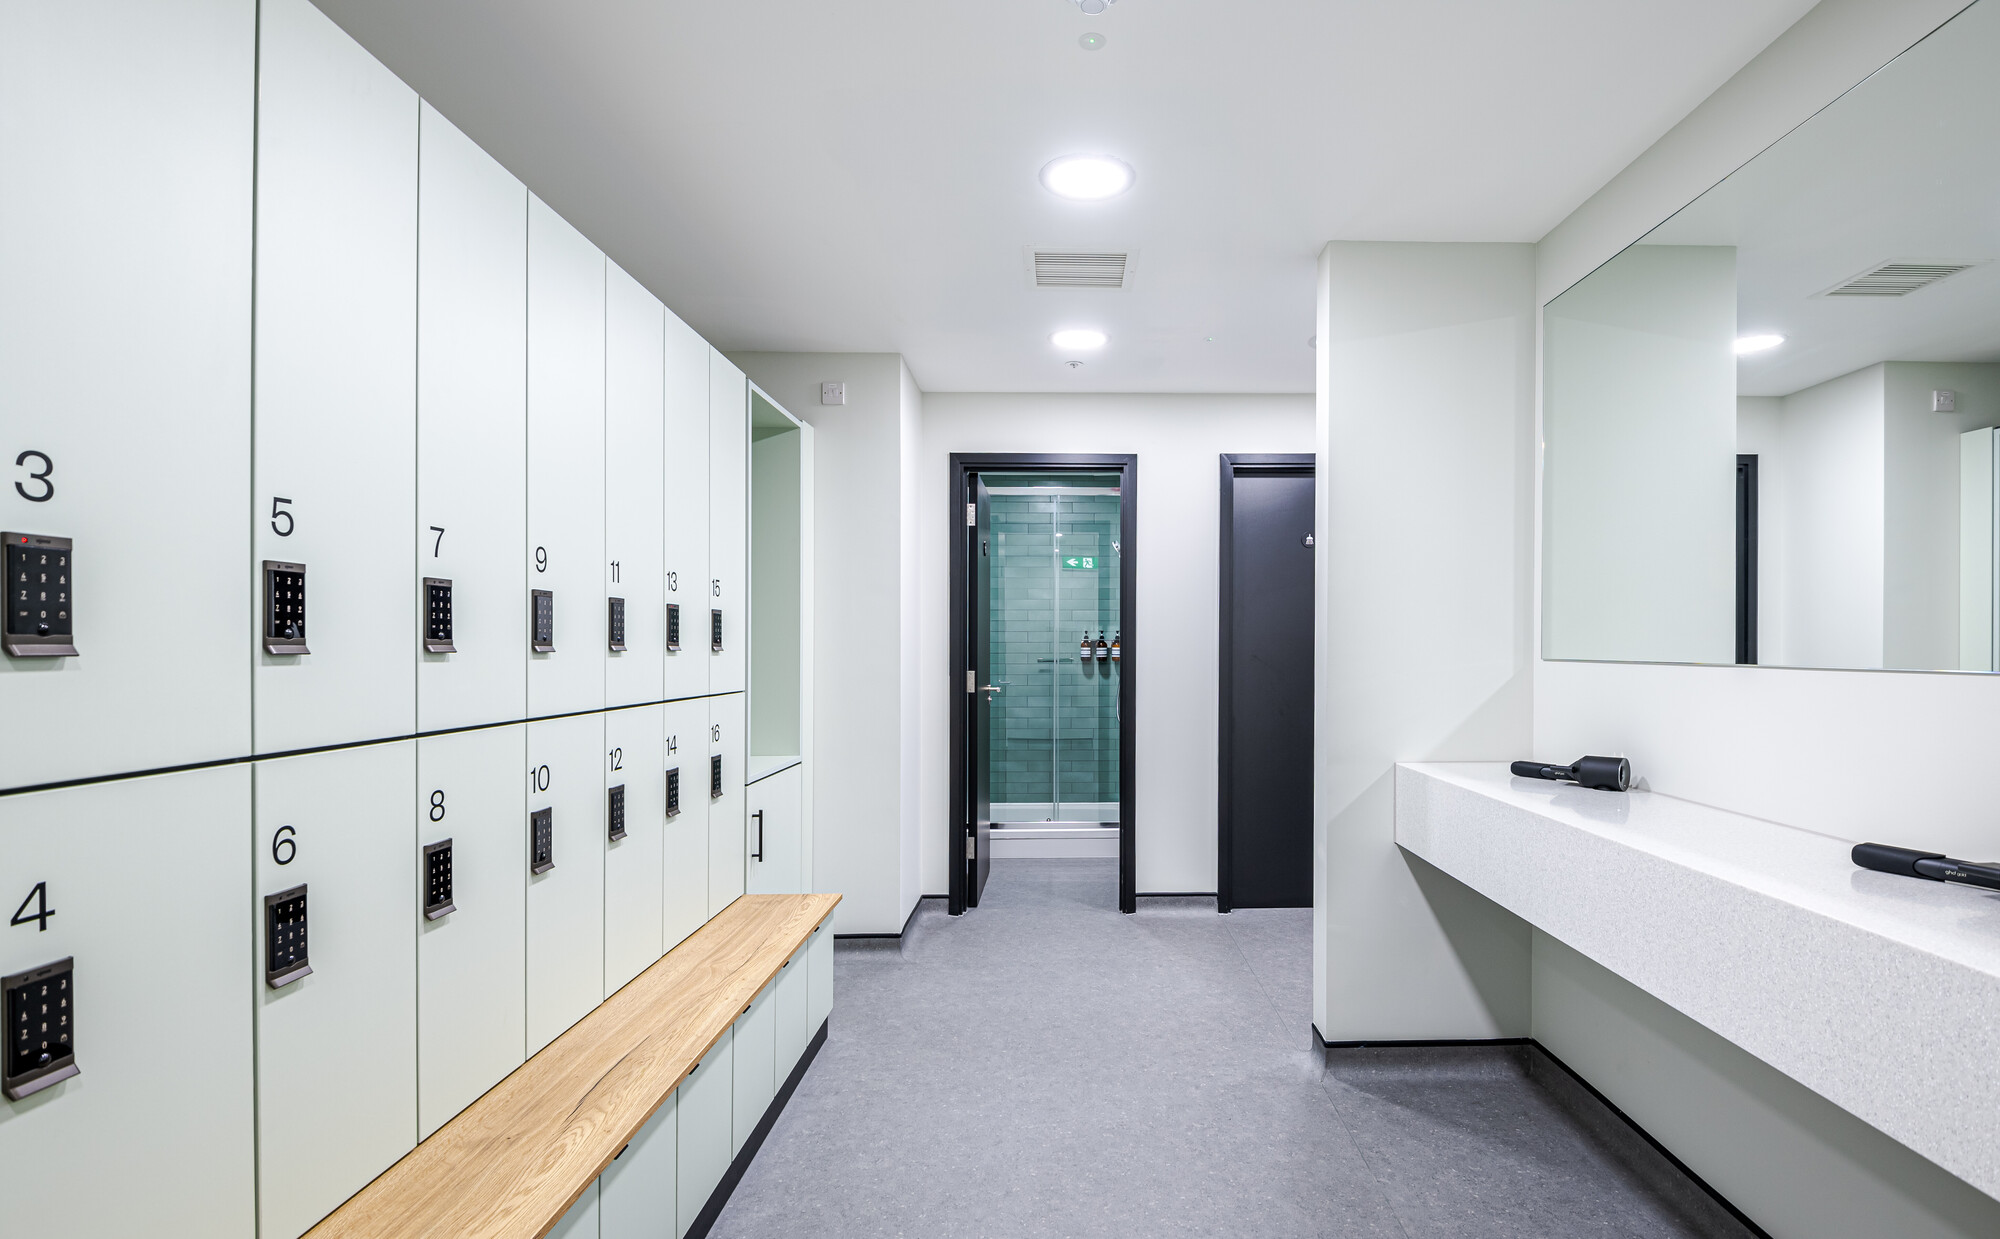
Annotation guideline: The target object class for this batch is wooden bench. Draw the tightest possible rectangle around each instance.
[307,892,841,1239]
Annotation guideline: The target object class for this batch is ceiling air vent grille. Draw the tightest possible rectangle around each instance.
[1033,251,1128,289]
[1820,261,1978,298]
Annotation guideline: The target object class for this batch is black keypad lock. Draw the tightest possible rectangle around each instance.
[607,784,627,841]
[3,957,78,1100]
[665,767,681,817]
[711,608,724,653]
[263,560,310,655]
[710,753,723,799]
[423,839,456,920]
[264,885,312,988]
[530,807,554,874]
[4,532,77,658]
[424,577,455,653]
[531,589,555,653]
[607,597,626,652]
[666,602,680,652]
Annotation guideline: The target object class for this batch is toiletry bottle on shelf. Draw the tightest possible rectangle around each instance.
[1110,631,1120,663]
[1080,630,1092,662]
[1095,631,1109,661]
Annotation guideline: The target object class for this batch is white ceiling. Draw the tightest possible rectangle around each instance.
[313,0,1817,394]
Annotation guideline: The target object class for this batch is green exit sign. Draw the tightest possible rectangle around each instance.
[1061,556,1097,570]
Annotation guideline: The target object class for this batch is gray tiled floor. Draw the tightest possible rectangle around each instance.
[711,859,1746,1238]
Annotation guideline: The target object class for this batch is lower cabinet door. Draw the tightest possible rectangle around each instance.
[254,742,418,1239]
[604,703,666,996]
[0,767,257,1239]
[730,982,776,1156]
[600,1088,677,1239]
[417,724,526,1139]
[676,1027,733,1237]
[807,917,834,1034]
[660,697,708,952]
[773,944,810,1082]
[548,1180,599,1239]
[743,764,801,895]
[706,692,745,915]
[527,712,605,1055]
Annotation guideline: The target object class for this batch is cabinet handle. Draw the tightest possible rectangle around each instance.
[751,810,764,861]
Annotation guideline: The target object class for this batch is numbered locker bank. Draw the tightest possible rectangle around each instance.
[663,311,711,704]
[603,703,666,995]
[527,712,606,1054]
[606,262,667,710]
[0,0,254,789]
[662,695,712,951]
[0,766,255,1238]
[707,351,749,695]
[252,0,418,754]
[707,692,748,916]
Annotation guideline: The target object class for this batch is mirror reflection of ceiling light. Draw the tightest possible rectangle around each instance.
[1052,329,1107,351]
[1734,333,1786,355]
[1040,155,1134,201]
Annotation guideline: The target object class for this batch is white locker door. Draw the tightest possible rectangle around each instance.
[0,0,253,788]
[729,982,776,1156]
[416,102,527,732]
[707,693,747,915]
[527,712,605,1054]
[676,1028,732,1238]
[527,195,607,718]
[417,725,526,1139]
[604,703,665,995]
[254,742,417,1239]
[662,312,709,702]
[600,1088,676,1239]
[773,943,810,1082]
[806,917,834,1034]
[549,1180,600,1239]
[707,352,748,694]
[252,0,416,754]
[0,767,255,1239]
[661,697,710,951]
[606,263,665,707]
[744,764,802,895]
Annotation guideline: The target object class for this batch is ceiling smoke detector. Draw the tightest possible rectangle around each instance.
[1072,0,1117,13]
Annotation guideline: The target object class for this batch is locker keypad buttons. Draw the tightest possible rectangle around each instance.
[607,784,627,842]
[665,603,680,652]
[3,957,78,1100]
[423,839,456,920]
[424,577,455,654]
[531,589,555,653]
[530,808,554,874]
[711,608,723,653]
[263,560,310,655]
[607,597,626,652]
[264,885,312,988]
[4,533,78,657]
[710,753,722,800]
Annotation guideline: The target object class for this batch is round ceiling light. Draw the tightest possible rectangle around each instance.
[1052,328,1107,351]
[1040,155,1134,201]
[1734,333,1785,355]
[1079,31,1106,50]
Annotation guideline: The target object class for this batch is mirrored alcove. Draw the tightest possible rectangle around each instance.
[1543,0,2000,672]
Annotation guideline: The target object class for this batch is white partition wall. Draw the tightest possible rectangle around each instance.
[0,767,256,1239]
[663,695,712,950]
[665,314,712,702]
[0,0,254,789]
[415,102,528,733]
[604,703,667,994]
[251,0,417,753]
[527,196,608,719]
[708,352,749,694]
[527,711,607,1054]
[606,263,667,707]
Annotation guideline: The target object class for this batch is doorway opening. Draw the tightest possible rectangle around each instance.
[950,454,1137,915]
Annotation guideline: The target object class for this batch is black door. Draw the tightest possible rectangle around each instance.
[967,475,995,907]
[1219,459,1314,910]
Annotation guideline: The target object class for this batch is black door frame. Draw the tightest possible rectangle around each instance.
[949,453,1138,915]
[1216,453,1315,914]
[1735,454,1759,666]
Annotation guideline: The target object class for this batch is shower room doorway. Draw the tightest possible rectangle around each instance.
[950,455,1137,914]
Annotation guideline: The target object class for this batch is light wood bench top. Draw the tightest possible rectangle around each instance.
[307,892,841,1239]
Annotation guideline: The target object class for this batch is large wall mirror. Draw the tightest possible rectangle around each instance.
[1543,0,2000,673]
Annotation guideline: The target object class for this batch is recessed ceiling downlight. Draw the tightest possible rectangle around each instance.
[1734,333,1785,355]
[1052,328,1107,351]
[1040,155,1134,201]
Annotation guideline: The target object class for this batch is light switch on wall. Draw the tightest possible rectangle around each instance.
[1934,389,1957,412]
[821,382,845,406]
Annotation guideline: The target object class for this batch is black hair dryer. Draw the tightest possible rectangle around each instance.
[1510,755,1631,792]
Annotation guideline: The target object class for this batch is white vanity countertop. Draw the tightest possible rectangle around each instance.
[1396,761,2000,1198]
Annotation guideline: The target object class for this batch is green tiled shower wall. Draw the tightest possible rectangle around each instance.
[988,488,1121,810]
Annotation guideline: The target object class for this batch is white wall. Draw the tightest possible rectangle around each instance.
[899,362,924,918]
[732,353,921,934]
[1316,241,1535,1041]
[1776,364,1885,669]
[1884,361,2000,670]
[918,394,1313,898]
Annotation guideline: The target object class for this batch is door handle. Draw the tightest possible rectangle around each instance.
[751,810,764,861]
[978,684,1003,696]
